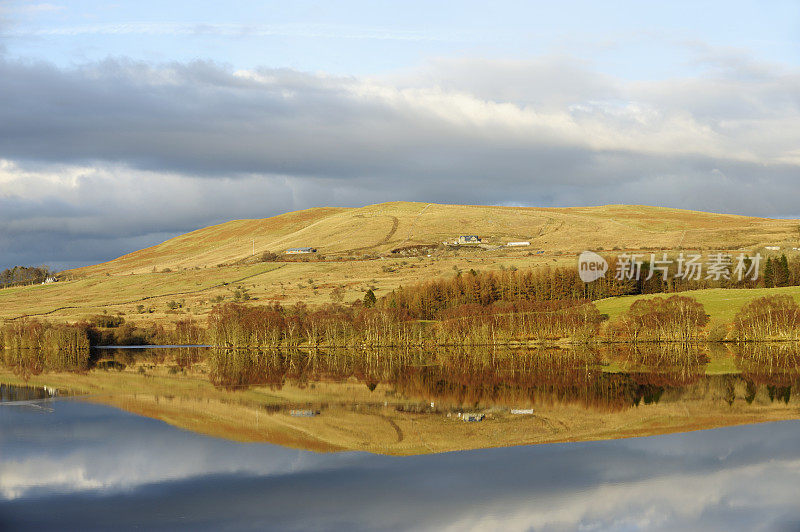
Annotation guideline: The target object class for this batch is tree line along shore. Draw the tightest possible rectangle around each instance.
[4,262,800,365]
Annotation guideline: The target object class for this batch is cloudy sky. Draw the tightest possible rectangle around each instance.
[0,1,799,269]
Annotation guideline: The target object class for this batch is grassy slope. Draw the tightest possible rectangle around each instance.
[0,255,561,321]
[72,201,800,275]
[2,201,800,323]
[0,263,283,322]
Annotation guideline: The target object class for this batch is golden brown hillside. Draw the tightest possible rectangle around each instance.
[75,202,800,275]
[3,202,800,324]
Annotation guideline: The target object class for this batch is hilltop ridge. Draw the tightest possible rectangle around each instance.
[74,202,800,275]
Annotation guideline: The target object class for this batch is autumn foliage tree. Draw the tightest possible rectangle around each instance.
[613,295,710,343]
[383,266,633,320]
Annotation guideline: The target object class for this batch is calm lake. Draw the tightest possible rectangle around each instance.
[2,345,800,530]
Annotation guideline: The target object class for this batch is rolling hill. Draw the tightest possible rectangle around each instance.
[2,202,800,323]
[75,201,800,276]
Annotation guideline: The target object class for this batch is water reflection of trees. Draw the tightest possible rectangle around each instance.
[612,344,707,387]
[86,344,800,409]
[206,347,720,411]
[733,343,800,402]
[91,347,207,371]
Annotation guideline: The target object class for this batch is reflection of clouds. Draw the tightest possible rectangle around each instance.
[0,451,294,500]
[0,462,104,500]
[1,401,800,530]
[443,459,800,531]
[0,401,358,500]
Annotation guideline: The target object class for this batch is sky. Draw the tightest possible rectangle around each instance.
[0,0,799,269]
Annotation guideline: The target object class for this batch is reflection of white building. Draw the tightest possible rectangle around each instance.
[507,241,530,247]
[285,247,317,254]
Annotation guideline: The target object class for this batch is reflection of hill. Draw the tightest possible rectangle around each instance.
[6,344,800,455]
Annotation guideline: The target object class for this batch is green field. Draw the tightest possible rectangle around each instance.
[595,286,800,324]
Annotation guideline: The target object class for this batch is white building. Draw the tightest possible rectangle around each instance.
[285,247,317,254]
[507,241,530,247]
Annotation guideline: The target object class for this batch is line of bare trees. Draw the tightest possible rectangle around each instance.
[732,295,800,341]
[612,296,710,343]
[205,299,604,348]
[0,319,90,378]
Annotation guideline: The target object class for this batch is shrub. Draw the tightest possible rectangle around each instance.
[89,314,125,328]
[330,286,345,303]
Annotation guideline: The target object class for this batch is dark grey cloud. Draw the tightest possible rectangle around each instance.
[0,52,798,269]
[1,57,472,179]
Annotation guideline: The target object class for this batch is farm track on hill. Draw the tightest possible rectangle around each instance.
[347,215,401,253]
[381,216,400,244]
[8,265,285,320]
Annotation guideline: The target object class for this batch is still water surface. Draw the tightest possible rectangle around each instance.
[2,345,800,530]
[1,393,800,531]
